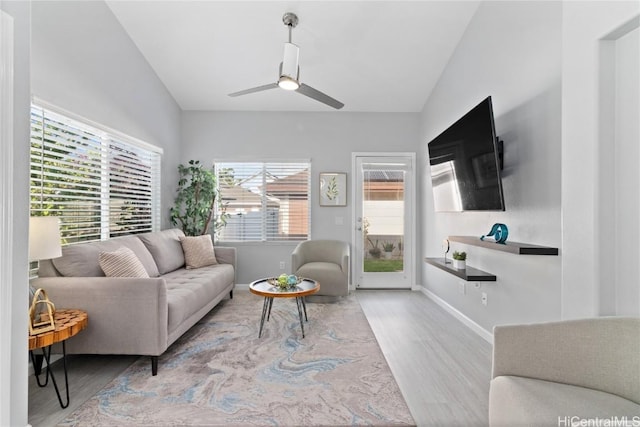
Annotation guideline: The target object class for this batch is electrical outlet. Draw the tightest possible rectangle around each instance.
[481,292,488,306]
[458,281,466,295]
[279,261,285,269]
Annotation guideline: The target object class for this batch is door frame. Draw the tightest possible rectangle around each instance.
[0,8,14,425]
[351,152,416,290]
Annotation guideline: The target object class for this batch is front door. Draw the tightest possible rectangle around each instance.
[352,154,415,289]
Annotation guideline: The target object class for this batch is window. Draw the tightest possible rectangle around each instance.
[30,104,162,245]
[215,161,310,242]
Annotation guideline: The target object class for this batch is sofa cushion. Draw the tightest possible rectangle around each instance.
[52,235,160,278]
[295,261,346,296]
[138,229,186,274]
[180,235,218,269]
[99,247,149,278]
[163,264,235,335]
[489,376,640,427]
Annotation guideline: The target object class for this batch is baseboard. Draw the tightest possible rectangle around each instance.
[419,287,493,344]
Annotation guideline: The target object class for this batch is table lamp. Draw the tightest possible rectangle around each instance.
[29,216,62,264]
[28,216,62,335]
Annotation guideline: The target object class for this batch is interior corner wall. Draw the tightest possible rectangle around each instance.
[30,0,182,228]
[180,111,420,284]
[562,1,640,319]
[419,1,562,333]
[1,1,30,425]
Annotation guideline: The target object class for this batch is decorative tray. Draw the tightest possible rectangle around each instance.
[266,275,304,289]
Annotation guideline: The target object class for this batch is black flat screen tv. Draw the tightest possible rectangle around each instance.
[427,96,505,212]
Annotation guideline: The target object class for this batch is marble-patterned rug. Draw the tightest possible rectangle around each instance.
[59,290,415,426]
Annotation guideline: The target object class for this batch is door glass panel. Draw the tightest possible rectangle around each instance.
[362,168,405,273]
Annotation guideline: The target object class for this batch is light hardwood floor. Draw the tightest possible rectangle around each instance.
[28,290,492,427]
[356,290,492,427]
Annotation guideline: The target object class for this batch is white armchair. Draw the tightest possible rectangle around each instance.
[291,240,350,297]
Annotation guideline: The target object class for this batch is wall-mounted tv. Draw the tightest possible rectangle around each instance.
[427,96,505,212]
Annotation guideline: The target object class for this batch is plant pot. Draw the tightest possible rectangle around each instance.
[453,259,466,269]
[384,251,393,259]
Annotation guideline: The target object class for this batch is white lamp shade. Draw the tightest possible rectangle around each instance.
[29,217,62,261]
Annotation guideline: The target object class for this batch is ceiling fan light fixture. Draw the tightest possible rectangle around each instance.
[278,75,299,91]
[228,12,344,109]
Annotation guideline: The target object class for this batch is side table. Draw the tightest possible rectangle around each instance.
[28,309,88,409]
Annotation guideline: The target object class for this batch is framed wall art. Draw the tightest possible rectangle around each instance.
[319,172,347,206]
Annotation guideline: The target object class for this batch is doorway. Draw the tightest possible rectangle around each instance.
[352,153,415,289]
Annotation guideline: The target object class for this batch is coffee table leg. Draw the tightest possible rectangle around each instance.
[296,297,305,338]
[259,297,271,338]
[267,297,274,322]
[302,297,308,321]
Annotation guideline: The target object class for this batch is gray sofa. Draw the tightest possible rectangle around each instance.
[32,228,236,375]
[489,317,640,426]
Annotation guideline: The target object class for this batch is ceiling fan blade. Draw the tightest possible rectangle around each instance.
[228,83,278,97]
[296,84,344,110]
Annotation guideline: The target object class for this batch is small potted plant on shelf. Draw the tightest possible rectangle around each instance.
[452,251,467,269]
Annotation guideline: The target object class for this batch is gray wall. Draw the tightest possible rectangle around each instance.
[2,2,181,424]
[181,111,420,284]
[419,1,563,334]
[31,0,182,228]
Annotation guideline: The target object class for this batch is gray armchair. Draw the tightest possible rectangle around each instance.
[489,317,640,426]
[291,240,350,297]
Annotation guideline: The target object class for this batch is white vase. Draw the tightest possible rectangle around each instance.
[453,259,466,269]
[384,251,392,259]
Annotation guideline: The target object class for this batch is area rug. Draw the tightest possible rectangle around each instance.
[59,290,416,426]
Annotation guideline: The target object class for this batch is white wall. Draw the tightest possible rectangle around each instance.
[420,1,562,334]
[31,0,182,228]
[562,1,640,319]
[181,111,419,284]
[0,1,30,425]
[612,27,639,315]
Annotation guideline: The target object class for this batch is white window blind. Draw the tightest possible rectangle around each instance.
[30,104,161,245]
[215,161,310,242]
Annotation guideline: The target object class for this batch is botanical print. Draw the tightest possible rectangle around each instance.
[320,173,346,206]
[325,176,338,200]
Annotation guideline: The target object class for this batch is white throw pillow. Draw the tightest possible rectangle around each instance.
[180,235,218,269]
[99,246,150,278]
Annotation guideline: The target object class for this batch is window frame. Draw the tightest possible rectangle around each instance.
[30,99,163,246]
[214,159,311,243]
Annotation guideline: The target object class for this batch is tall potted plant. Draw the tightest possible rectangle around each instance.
[170,160,228,238]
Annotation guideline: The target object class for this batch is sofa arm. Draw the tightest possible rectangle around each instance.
[31,276,168,356]
[492,317,640,404]
[214,246,236,269]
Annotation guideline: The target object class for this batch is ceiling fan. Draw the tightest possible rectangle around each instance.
[228,12,344,110]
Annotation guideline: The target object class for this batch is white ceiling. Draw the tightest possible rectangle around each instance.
[106,1,480,113]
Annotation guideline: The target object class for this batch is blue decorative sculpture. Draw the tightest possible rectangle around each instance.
[481,223,509,244]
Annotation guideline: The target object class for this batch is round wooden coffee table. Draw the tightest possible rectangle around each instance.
[249,278,320,338]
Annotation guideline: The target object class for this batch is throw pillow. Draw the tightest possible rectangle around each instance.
[99,246,150,278]
[180,235,218,269]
